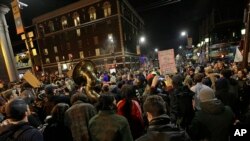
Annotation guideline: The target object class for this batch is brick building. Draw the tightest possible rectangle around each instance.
[32,0,144,72]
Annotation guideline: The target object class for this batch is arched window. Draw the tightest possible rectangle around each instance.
[73,12,81,36]
[88,7,96,20]
[61,16,68,29]
[103,2,111,17]
[48,21,55,32]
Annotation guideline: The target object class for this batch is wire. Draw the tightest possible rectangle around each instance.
[137,0,181,12]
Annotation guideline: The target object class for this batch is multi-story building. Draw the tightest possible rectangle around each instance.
[193,0,245,62]
[32,0,144,73]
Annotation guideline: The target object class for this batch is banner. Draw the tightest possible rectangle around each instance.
[158,49,177,74]
[11,0,24,34]
[23,70,41,88]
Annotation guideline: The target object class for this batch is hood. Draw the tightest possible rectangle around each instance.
[200,99,225,114]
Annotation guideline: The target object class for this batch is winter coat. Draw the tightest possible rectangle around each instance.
[88,110,133,141]
[188,99,234,141]
[136,114,190,141]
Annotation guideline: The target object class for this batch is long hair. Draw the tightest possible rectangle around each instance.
[51,103,69,124]
[120,84,136,120]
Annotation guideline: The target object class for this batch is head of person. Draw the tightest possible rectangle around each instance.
[5,98,30,122]
[70,92,89,104]
[1,89,17,102]
[198,87,216,103]
[121,84,136,100]
[96,94,116,111]
[20,90,35,105]
[194,73,204,83]
[51,103,69,124]
[143,95,166,122]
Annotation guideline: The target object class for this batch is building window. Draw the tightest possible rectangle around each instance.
[78,40,82,48]
[44,48,48,55]
[68,53,73,60]
[54,46,58,53]
[95,48,100,56]
[73,12,81,36]
[94,36,99,45]
[39,24,45,36]
[55,56,59,62]
[61,16,68,29]
[48,21,55,32]
[79,51,84,58]
[89,7,96,20]
[66,42,71,50]
[103,2,111,17]
[45,58,50,63]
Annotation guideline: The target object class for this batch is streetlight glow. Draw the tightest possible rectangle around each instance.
[154,48,158,52]
[205,38,209,43]
[179,45,182,49]
[241,29,246,35]
[139,36,146,44]
[181,31,187,36]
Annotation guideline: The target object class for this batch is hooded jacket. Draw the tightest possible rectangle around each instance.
[188,99,234,141]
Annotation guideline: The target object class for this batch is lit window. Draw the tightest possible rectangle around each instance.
[73,12,81,36]
[55,56,59,62]
[103,2,111,17]
[89,7,96,20]
[79,51,84,58]
[48,21,55,32]
[54,46,58,53]
[44,49,48,55]
[45,58,50,63]
[95,48,100,56]
[61,16,68,29]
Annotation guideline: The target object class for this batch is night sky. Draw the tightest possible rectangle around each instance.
[1,0,244,53]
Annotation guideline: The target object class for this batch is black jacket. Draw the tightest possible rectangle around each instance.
[136,115,190,141]
[0,122,43,141]
[188,99,234,141]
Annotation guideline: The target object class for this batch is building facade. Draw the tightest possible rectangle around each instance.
[32,0,144,73]
[193,0,245,62]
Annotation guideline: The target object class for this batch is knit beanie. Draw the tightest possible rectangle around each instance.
[198,87,216,102]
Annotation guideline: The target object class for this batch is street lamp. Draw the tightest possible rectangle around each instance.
[154,48,158,52]
[181,31,187,37]
[139,36,146,44]
[241,29,246,35]
[179,45,182,49]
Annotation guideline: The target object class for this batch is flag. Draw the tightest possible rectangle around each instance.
[234,47,243,62]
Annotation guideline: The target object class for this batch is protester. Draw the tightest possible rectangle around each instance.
[89,94,133,141]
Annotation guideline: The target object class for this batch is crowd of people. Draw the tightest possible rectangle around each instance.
[0,60,250,141]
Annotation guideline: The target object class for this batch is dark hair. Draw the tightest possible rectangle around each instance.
[120,85,136,119]
[6,98,28,121]
[143,95,166,117]
[96,94,116,111]
[194,73,204,83]
[70,92,89,104]
[221,69,232,79]
[51,103,69,124]
[20,90,35,105]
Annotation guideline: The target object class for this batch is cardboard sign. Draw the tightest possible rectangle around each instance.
[23,70,41,88]
[158,49,177,74]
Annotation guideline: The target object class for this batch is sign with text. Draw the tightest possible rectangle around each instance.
[11,0,24,34]
[158,49,177,74]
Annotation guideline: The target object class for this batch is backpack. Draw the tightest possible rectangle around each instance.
[0,124,32,141]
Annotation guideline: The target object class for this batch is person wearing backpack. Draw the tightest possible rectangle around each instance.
[0,98,43,141]
[136,95,190,141]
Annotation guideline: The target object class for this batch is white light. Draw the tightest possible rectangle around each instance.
[139,36,145,43]
[201,41,204,45]
[154,48,158,52]
[197,52,200,56]
[192,45,194,48]
[197,43,201,47]
[241,29,246,35]
[108,34,113,40]
[179,46,182,49]
[62,64,68,70]
[181,31,187,36]
[205,38,209,43]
